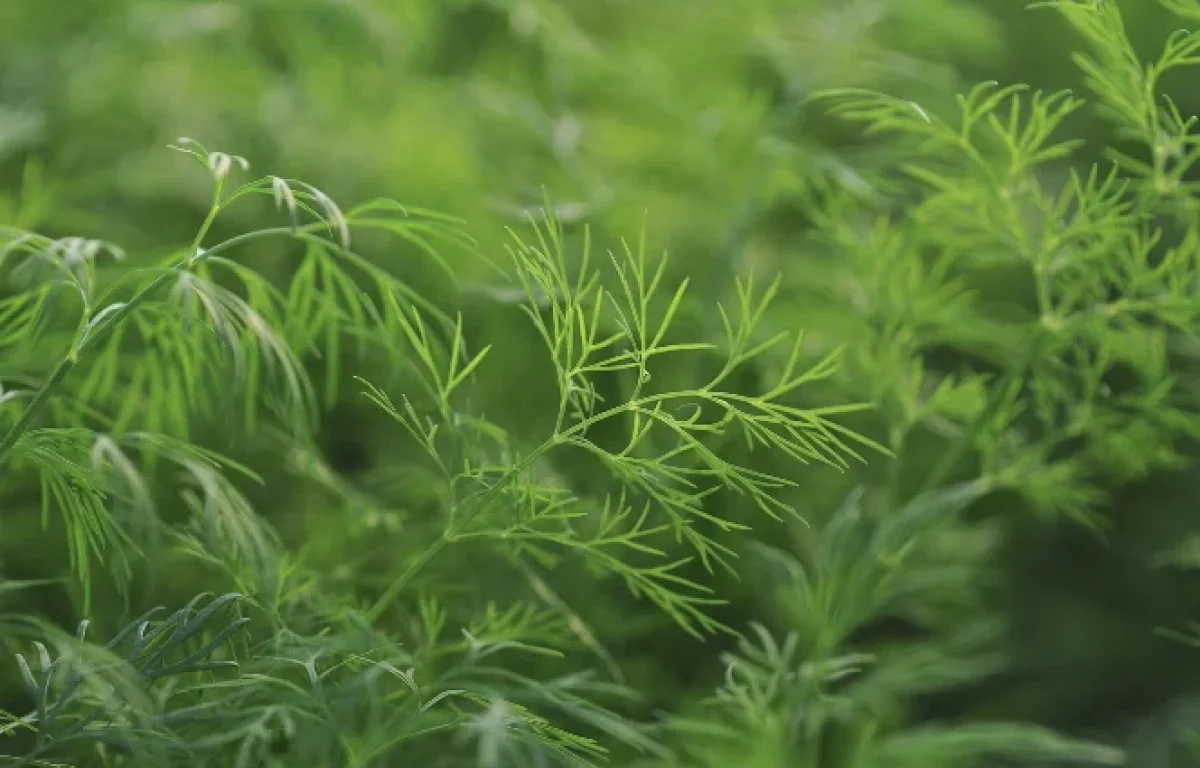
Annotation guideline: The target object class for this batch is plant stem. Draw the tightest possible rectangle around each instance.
[0,222,329,472]
[364,537,449,624]
[363,362,851,621]
[364,368,849,622]
[919,330,1045,494]
[0,266,178,471]
[363,442,554,623]
[0,360,75,464]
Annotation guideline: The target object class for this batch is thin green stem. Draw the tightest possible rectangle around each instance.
[364,441,555,623]
[0,265,174,469]
[363,537,448,624]
[919,332,1045,494]
[365,378,687,622]
[0,218,330,471]
[0,360,76,466]
[0,181,224,471]
[364,375,852,621]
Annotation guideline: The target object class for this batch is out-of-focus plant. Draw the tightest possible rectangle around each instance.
[615,1,1200,766]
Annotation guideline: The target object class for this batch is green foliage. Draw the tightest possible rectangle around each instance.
[0,129,875,764]
[7,0,1200,766]
[6,593,247,766]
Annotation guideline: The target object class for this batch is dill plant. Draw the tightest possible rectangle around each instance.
[618,1,1200,767]
[0,131,873,765]
[5,0,1200,766]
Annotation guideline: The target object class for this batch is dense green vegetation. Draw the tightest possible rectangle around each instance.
[5,0,1200,765]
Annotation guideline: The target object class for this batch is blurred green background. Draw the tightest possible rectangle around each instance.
[5,1,1200,765]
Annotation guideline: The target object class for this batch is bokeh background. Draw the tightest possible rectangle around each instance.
[5,1,1200,765]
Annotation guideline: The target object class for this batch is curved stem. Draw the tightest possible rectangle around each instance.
[0,360,76,465]
[0,213,330,471]
[0,262,186,470]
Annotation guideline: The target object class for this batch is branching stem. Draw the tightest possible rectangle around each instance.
[0,210,329,472]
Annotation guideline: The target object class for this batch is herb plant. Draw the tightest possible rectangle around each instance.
[646,1,1200,765]
[0,131,875,765]
[5,0,1200,766]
